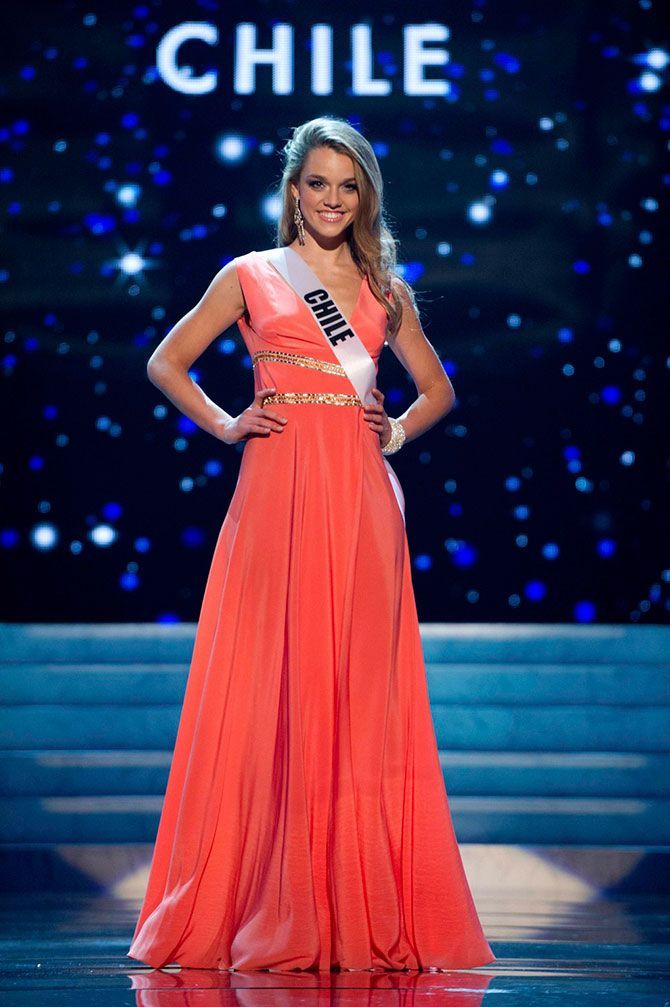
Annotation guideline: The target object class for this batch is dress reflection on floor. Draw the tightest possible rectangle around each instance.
[0,890,669,1004]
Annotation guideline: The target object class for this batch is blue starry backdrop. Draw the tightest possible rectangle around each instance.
[2,0,668,623]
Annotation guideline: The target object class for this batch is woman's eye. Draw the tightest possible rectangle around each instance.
[307,180,357,191]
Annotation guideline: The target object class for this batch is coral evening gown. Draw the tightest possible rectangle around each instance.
[126,249,496,972]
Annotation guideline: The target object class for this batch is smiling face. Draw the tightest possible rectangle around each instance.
[290,145,360,245]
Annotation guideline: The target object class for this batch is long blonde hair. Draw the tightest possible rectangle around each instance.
[273,115,420,340]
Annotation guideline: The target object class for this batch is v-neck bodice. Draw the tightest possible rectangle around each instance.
[263,247,369,326]
[233,249,388,373]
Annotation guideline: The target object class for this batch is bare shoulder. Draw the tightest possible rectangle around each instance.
[389,272,416,306]
[387,273,423,333]
[204,255,251,318]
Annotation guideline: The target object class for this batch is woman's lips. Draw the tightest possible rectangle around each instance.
[318,211,345,222]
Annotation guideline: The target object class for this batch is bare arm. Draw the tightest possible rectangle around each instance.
[146,259,288,443]
[377,277,455,446]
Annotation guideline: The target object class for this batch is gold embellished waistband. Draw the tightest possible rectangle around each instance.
[262,392,363,407]
[252,349,346,376]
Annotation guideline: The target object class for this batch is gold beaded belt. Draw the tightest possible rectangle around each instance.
[262,391,363,407]
[252,349,347,376]
[253,350,363,407]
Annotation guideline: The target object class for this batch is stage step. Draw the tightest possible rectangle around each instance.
[2,748,668,797]
[2,793,669,845]
[2,702,668,751]
[1,660,667,705]
[2,621,668,663]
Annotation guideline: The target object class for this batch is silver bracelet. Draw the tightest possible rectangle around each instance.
[381,416,407,455]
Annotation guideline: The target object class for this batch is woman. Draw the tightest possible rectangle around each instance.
[126,116,496,973]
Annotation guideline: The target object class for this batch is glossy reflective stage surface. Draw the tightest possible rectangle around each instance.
[0,891,668,1005]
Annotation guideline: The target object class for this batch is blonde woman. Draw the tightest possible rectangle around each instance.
[127,116,495,974]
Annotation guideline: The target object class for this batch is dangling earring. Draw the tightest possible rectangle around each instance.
[293,196,305,246]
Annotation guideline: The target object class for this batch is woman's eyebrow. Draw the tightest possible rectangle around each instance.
[307,173,357,182]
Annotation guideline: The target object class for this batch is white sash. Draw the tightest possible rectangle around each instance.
[263,246,406,523]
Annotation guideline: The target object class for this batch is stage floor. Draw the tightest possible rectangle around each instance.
[0,890,668,1004]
